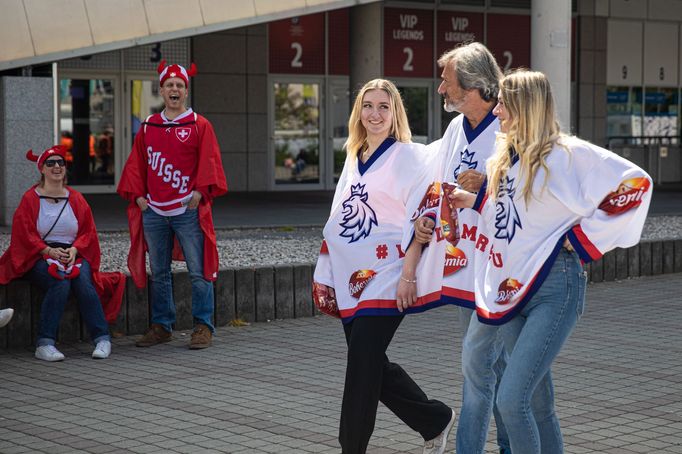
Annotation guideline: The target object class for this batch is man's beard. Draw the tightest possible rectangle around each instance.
[443,97,462,113]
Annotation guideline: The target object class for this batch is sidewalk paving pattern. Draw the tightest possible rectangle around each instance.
[0,274,681,453]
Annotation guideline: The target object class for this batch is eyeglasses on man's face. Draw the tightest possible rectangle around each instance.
[44,159,66,168]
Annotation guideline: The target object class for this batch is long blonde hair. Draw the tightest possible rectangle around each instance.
[344,79,411,156]
[487,70,565,203]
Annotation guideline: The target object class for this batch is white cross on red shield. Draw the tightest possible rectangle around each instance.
[175,127,191,142]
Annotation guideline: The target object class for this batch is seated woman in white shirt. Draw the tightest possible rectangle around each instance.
[0,146,125,361]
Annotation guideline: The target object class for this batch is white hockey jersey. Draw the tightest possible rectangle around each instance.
[465,136,652,324]
[402,110,499,309]
[313,138,440,323]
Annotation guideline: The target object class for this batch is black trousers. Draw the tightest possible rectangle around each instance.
[339,315,452,454]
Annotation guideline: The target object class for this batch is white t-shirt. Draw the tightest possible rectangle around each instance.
[35,189,78,244]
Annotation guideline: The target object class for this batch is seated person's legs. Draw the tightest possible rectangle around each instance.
[28,259,71,361]
[70,259,109,341]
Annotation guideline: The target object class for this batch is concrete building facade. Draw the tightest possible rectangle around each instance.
[0,0,681,225]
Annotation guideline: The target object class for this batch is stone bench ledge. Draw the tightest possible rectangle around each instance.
[1,240,681,351]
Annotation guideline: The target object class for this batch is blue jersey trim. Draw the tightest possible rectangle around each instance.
[566,228,594,263]
[441,295,476,309]
[358,137,397,175]
[472,178,488,212]
[463,109,497,143]
[340,299,453,324]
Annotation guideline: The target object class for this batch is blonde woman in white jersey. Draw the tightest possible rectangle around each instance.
[314,79,456,454]
[450,70,652,453]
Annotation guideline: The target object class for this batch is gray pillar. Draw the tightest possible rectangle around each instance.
[0,76,54,225]
[349,3,383,99]
[531,0,572,132]
[576,0,607,146]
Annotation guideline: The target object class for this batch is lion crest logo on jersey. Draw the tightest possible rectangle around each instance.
[454,149,478,180]
[175,127,191,143]
[339,183,378,243]
[494,176,522,243]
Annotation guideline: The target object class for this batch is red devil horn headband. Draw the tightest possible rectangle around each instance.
[156,60,197,76]
[157,60,197,86]
[26,149,39,162]
[26,146,67,170]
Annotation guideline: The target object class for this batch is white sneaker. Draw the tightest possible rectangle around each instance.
[35,345,65,362]
[423,409,456,454]
[92,340,111,359]
[0,308,13,328]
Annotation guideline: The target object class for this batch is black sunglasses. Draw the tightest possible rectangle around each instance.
[44,159,66,168]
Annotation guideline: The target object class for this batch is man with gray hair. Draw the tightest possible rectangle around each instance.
[412,42,555,453]
[417,40,510,454]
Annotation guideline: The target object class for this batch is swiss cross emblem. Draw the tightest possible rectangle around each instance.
[175,127,191,142]
[170,72,177,78]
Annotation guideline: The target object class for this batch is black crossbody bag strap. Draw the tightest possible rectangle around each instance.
[40,196,70,241]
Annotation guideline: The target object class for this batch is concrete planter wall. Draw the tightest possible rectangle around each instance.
[1,240,681,351]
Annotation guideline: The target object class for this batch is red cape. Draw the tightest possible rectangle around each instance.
[117,113,228,288]
[0,187,126,323]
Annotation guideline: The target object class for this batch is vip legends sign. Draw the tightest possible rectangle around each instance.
[437,12,483,61]
[384,8,434,78]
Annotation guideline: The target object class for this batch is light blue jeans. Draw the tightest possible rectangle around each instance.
[458,306,511,454]
[142,208,215,333]
[457,249,585,453]
[496,249,587,453]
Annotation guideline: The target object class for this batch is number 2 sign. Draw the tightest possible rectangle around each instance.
[269,14,325,74]
[486,14,530,72]
[384,8,434,78]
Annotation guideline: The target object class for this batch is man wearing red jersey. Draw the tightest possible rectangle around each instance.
[118,61,227,349]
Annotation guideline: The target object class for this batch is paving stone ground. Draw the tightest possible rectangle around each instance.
[1,273,681,454]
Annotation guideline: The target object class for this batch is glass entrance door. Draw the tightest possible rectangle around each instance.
[272,80,324,188]
[58,77,118,189]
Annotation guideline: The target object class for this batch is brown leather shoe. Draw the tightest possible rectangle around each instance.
[189,324,212,349]
[136,324,172,347]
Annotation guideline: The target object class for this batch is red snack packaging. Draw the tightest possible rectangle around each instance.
[440,182,460,246]
[312,281,340,318]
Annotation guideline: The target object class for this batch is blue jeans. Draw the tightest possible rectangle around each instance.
[457,249,584,454]
[496,249,587,453]
[143,208,214,332]
[458,306,511,454]
[28,258,110,346]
